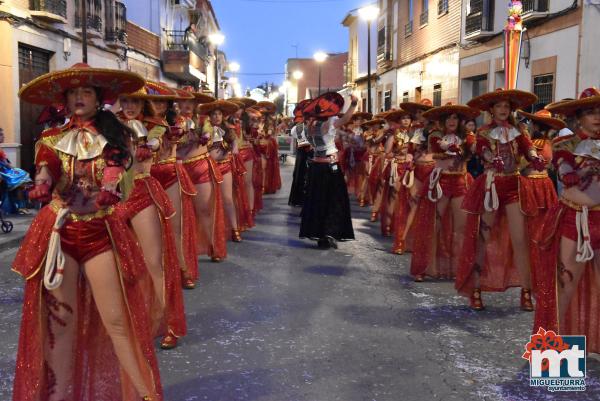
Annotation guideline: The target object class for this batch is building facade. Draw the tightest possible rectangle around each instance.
[341,4,378,113]
[395,0,461,108]
[459,0,600,110]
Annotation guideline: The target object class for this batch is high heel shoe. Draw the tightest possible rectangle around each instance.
[383,225,392,237]
[160,333,178,350]
[521,288,534,312]
[182,278,195,289]
[232,229,242,242]
[470,288,484,311]
[393,240,405,255]
[414,274,424,282]
[142,396,153,401]
[370,211,378,222]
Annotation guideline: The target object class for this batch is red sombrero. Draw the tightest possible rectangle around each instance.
[422,103,480,121]
[400,99,434,115]
[180,86,216,103]
[121,81,178,100]
[302,92,345,118]
[517,109,566,130]
[197,100,239,117]
[246,106,262,118]
[256,101,276,114]
[293,99,312,122]
[383,108,412,122]
[18,63,144,105]
[360,118,386,129]
[467,88,537,111]
[350,112,373,121]
[545,88,600,117]
[230,97,257,108]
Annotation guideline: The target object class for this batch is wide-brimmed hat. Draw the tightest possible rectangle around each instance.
[198,100,239,117]
[18,63,144,105]
[467,88,537,111]
[423,103,480,121]
[373,111,390,119]
[302,92,345,118]
[121,81,178,100]
[545,88,600,117]
[246,106,262,118]
[383,108,413,122]
[400,99,434,115]
[350,112,373,121]
[180,86,216,103]
[360,118,386,129]
[256,101,276,114]
[517,109,566,130]
[229,97,257,108]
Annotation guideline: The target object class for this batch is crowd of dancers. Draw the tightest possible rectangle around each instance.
[288,87,600,360]
[11,63,284,401]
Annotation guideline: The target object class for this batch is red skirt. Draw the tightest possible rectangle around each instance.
[12,204,163,401]
[456,173,537,297]
[121,175,186,339]
[232,154,254,230]
[534,200,600,353]
[264,138,281,194]
[252,145,264,213]
[410,173,473,279]
[183,154,227,260]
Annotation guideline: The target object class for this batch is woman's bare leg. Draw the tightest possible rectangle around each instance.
[506,203,532,289]
[221,171,238,231]
[45,254,79,401]
[130,205,165,310]
[474,211,497,289]
[165,183,186,275]
[84,251,152,397]
[192,181,214,245]
[261,157,267,192]
[244,159,254,212]
[558,238,587,324]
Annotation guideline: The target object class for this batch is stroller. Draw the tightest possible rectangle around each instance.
[0,180,14,233]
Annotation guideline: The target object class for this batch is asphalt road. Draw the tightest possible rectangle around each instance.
[1,159,599,401]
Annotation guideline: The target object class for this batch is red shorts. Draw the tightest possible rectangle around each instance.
[216,158,232,175]
[151,159,178,189]
[60,213,112,264]
[415,161,435,182]
[183,154,222,185]
[239,147,255,164]
[440,173,471,199]
[559,204,600,249]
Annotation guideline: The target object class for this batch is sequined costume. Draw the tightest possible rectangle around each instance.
[11,123,163,401]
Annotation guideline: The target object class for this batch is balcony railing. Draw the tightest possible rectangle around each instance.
[30,0,67,18]
[404,20,413,37]
[75,13,103,32]
[420,9,429,26]
[438,0,449,15]
[465,0,494,37]
[522,0,549,14]
[106,29,127,43]
[165,30,209,59]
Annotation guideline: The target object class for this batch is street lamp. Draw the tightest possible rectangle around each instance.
[359,5,379,113]
[292,70,304,80]
[209,32,225,99]
[229,62,240,73]
[313,51,328,96]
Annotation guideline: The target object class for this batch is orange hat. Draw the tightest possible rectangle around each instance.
[256,101,277,114]
[18,63,144,105]
[121,81,178,100]
[180,86,216,103]
[197,100,239,117]
[229,97,257,108]
[360,118,386,129]
[422,103,480,121]
[399,99,434,115]
[467,88,537,112]
[350,112,373,121]
[545,88,600,117]
[383,108,412,122]
[517,109,566,130]
[302,92,345,118]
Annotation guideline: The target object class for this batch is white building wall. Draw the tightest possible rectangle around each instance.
[579,3,600,92]
[355,17,378,80]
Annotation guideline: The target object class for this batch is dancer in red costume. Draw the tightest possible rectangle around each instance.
[13,63,162,401]
[116,83,187,350]
[456,89,546,311]
[247,106,265,214]
[517,109,562,292]
[198,100,244,241]
[368,113,392,223]
[360,118,386,209]
[343,112,371,200]
[534,88,600,353]
[149,85,199,290]
[401,99,435,253]
[229,97,258,226]
[255,101,281,194]
[379,109,414,240]
[177,87,228,262]
[410,104,480,281]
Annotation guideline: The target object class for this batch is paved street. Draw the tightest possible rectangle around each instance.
[1,161,599,401]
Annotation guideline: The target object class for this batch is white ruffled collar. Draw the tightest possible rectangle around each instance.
[574,138,600,160]
[487,126,521,144]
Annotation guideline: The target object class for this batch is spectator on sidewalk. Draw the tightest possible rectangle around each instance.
[0,127,33,215]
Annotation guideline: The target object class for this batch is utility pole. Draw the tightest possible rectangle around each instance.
[81,0,88,62]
